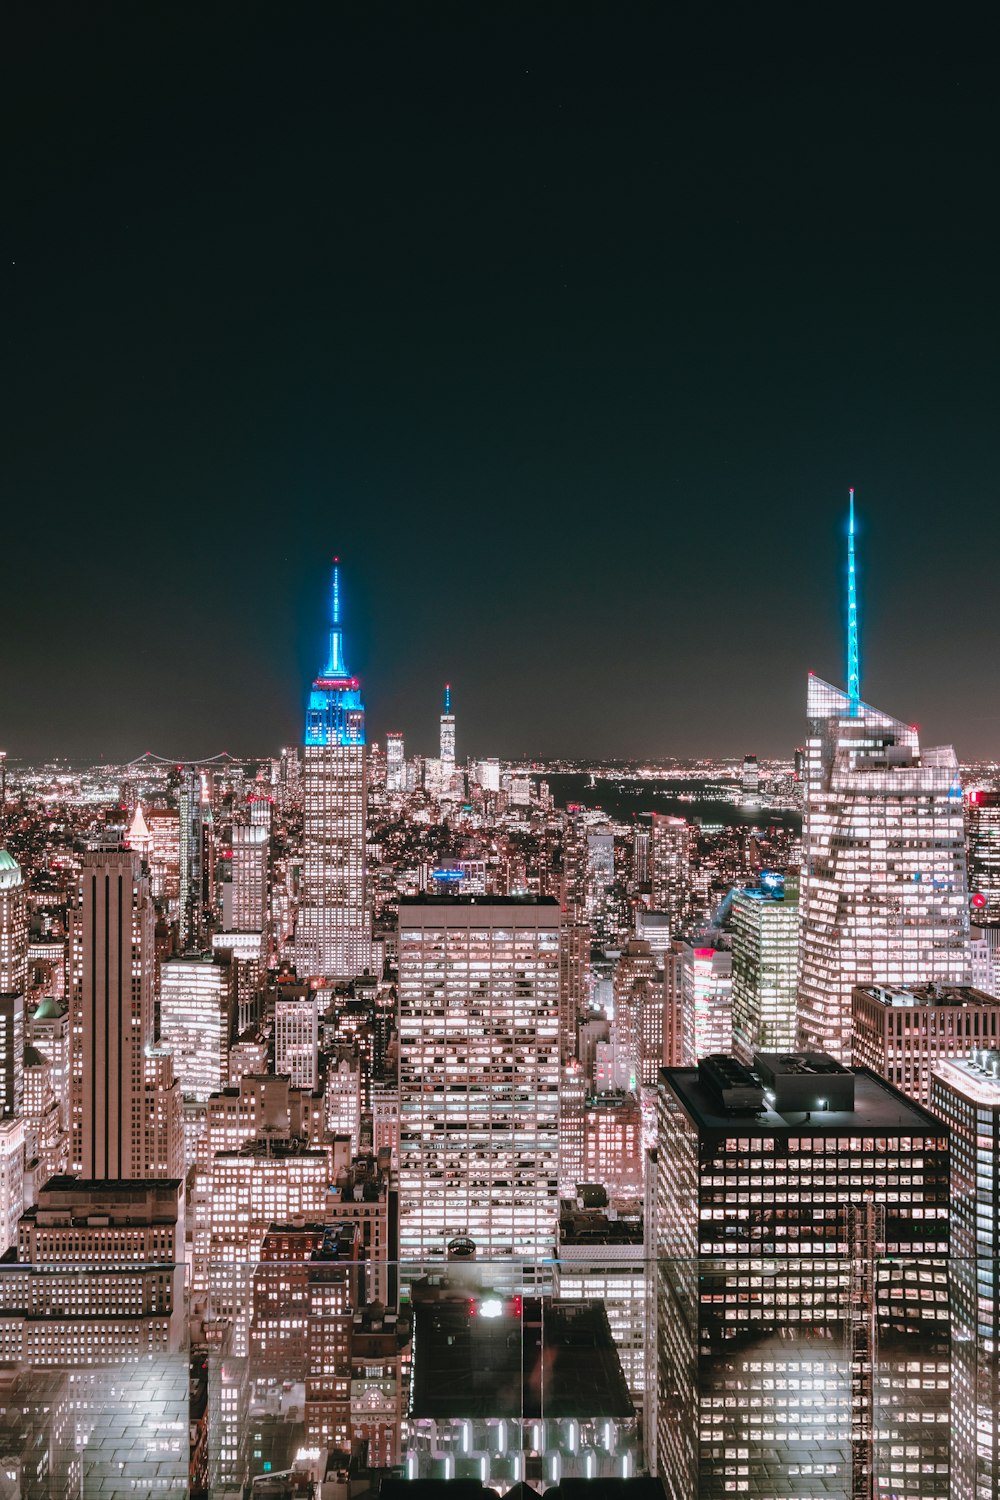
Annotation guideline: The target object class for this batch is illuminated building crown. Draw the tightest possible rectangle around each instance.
[304,558,366,748]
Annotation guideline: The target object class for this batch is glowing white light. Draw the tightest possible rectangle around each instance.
[478,1297,503,1318]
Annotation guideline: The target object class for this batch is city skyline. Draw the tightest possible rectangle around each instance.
[6,10,1000,763]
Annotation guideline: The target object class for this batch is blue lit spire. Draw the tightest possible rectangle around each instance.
[305,557,365,748]
[444,682,451,714]
[846,489,860,715]
[324,556,348,678]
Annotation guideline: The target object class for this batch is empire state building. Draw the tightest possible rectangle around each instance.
[295,559,372,981]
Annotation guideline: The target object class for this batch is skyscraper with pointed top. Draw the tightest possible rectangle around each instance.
[797,494,970,1061]
[295,559,372,980]
[439,682,455,767]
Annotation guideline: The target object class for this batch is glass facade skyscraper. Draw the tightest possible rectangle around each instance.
[731,873,799,1062]
[797,673,970,1062]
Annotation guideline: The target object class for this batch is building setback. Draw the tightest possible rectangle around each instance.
[852,981,1000,1105]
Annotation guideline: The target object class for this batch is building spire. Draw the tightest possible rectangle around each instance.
[444,682,451,714]
[324,555,348,678]
[846,489,860,714]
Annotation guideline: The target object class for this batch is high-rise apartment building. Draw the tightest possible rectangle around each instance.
[397,895,560,1268]
[931,1051,1000,1500]
[731,873,799,1063]
[654,1051,951,1500]
[69,849,182,1180]
[798,498,970,1061]
[0,849,28,994]
[295,560,371,980]
[650,815,690,935]
[852,980,1000,1104]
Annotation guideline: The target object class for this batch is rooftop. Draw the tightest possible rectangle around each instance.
[856,982,1000,1010]
[661,1061,945,1135]
[411,1298,632,1420]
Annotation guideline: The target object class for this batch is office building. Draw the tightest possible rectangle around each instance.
[405,1296,639,1488]
[931,1051,1000,1500]
[654,1052,951,1500]
[967,789,1000,922]
[635,907,674,954]
[582,1091,642,1196]
[731,873,799,1062]
[274,992,320,1089]
[0,849,28,994]
[69,848,182,1180]
[397,895,560,1268]
[227,820,269,934]
[556,1200,645,1409]
[613,938,659,1089]
[852,980,1000,1104]
[585,826,616,943]
[559,915,590,1063]
[6,1176,185,1359]
[386,731,405,793]
[295,559,372,980]
[798,497,970,1061]
[178,766,207,950]
[160,954,234,1101]
[650,814,690,935]
[741,752,760,807]
[0,991,24,1117]
[0,1117,23,1254]
[679,942,732,1063]
[324,1052,361,1154]
[27,997,69,1132]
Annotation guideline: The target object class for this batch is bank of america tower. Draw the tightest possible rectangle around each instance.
[797,493,970,1061]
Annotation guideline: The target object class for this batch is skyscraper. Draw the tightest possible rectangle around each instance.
[295,559,372,981]
[797,495,970,1061]
[70,848,182,1180]
[386,731,405,793]
[931,1051,1000,1500]
[654,1052,951,1500]
[397,895,560,1270]
[967,789,1000,921]
[178,766,206,951]
[227,820,269,934]
[439,683,455,767]
[0,849,28,995]
[731,872,799,1062]
[650,814,690,936]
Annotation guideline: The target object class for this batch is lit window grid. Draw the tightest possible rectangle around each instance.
[398,914,561,1264]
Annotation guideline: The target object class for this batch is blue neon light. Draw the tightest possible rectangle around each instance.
[847,489,860,715]
[305,560,366,746]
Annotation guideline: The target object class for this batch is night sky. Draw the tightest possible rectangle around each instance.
[5,7,999,763]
